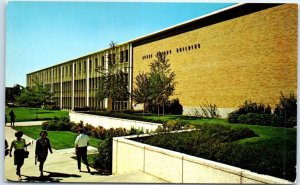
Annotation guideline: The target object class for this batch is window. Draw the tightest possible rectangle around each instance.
[89,59,92,69]
[101,56,104,67]
[112,53,116,64]
[198,44,201,48]
[84,61,86,71]
[120,51,123,63]
[124,50,128,62]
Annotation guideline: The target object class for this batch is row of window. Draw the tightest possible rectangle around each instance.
[141,44,200,61]
[142,54,153,60]
[30,50,129,81]
[158,50,172,56]
[176,43,200,53]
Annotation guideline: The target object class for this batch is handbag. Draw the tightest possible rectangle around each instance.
[23,148,29,158]
[5,149,9,156]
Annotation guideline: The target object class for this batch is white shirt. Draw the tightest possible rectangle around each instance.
[74,133,90,147]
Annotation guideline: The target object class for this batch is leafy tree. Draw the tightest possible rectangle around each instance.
[148,52,176,116]
[95,41,130,110]
[17,79,54,119]
[132,72,152,115]
[6,84,24,105]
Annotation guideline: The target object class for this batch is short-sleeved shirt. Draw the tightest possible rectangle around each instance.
[11,139,25,150]
[75,134,90,147]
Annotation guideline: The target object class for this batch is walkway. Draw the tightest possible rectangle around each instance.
[4,121,167,183]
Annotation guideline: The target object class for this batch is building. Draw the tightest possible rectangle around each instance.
[27,3,298,117]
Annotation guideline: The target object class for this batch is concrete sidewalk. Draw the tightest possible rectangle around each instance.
[4,121,167,183]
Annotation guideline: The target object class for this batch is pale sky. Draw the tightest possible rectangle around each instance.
[6,1,235,87]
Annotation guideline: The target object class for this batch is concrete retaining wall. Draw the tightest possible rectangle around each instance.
[69,112,162,132]
[112,135,292,184]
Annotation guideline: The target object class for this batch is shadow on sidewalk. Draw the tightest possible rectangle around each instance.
[21,171,81,182]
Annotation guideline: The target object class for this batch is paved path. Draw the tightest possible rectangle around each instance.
[4,121,167,183]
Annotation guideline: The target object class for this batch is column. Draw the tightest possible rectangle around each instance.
[71,62,75,110]
[60,65,63,109]
[104,53,108,109]
[128,44,133,110]
[86,58,90,107]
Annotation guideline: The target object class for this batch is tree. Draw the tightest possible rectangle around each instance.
[95,41,130,111]
[6,84,24,105]
[148,52,176,116]
[17,80,54,119]
[132,72,152,115]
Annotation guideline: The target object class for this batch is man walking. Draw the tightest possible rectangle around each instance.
[74,128,91,173]
[9,110,15,127]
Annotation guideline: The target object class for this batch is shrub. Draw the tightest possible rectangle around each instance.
[74,107,91,111]
[41,116,75,131]
[43,105,60,110]
[163,119,189,131]
[168,98,183,115]
[199,99,220,118]
[93,138,113,173]
[132,125,295,181]
[228,94,297,128]
[274,92,297,122]
[228,101,271,123]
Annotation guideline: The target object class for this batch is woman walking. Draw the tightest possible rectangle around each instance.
[9,131,31,180]
[35,130,53,177]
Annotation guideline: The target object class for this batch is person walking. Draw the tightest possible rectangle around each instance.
[5,113,7,126]
[9,110,15,127]
[5,139,9,157]
[35,131,53,177]
[74,128,91,173]
[9,131,31,180]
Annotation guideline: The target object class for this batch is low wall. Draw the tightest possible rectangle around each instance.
[69,112,162,132]
[112,135,292,184]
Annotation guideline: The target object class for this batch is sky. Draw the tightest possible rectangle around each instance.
[5,1,236,87]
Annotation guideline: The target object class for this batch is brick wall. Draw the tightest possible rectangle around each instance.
[132,4,297,109]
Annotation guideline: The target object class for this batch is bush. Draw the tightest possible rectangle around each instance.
[147,98,183,115]
[74,107,91,111]
[133,125,295,181]
[42,116,75,131]
[43,105,60,110]
[274,92,297,121]
[93,138,113,173]
[228,94,297,128]
[168,99,183,115]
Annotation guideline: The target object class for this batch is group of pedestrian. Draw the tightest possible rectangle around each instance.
[5,110,15,127]
[7,128,91,181]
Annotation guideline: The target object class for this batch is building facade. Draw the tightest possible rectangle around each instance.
[27,3,298,117]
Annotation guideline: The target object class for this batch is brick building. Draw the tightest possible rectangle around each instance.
[27,3,298,117]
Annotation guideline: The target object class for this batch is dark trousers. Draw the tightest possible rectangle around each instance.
[76,147,89,170]
[11,118,15,127]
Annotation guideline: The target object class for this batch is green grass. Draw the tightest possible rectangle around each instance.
[13,125,100,150]
[5,107,69,122]
[137,114,228,124]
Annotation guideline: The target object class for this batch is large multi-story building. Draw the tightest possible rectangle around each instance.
[27,3,297,117]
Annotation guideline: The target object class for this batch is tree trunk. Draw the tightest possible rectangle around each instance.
[157,104,160,117]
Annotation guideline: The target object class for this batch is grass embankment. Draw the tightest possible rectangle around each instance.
[13,126,100,150]
[134,114,296,181]
[5,107,69,122]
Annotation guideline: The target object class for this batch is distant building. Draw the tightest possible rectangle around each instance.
[27,3,298,117]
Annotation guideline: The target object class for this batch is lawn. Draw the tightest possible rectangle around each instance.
[13,125,100,150]
[5,107,69,122]
[138,114,228,124]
